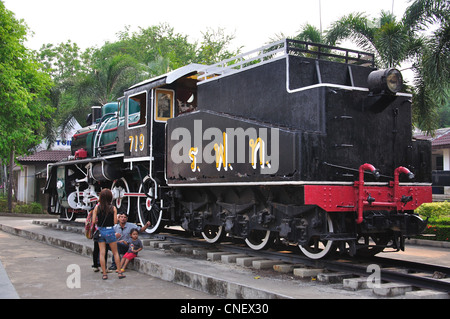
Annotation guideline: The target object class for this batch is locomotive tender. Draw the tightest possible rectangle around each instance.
[45,39,432,259]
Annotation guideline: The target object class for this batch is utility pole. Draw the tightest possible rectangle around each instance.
[319,0,323,33]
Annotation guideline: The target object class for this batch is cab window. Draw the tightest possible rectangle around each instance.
[118,97,125,117]
[128,91,147,128]
[155,89,174,122]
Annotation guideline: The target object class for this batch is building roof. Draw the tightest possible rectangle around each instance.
[17,150,71,163]
[414,127,450,149]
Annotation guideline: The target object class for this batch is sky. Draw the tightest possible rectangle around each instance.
[3,0,414,52]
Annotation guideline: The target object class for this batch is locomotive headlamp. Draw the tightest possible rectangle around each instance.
[367,68,403,94]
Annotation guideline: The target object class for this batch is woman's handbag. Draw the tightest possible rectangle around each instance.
[85,209,96,239]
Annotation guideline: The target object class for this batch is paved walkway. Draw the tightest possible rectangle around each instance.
[0,230,216,299]
[0,257,19,299]
[0,216,375,299]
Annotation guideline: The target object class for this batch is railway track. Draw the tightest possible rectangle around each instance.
[59,220,450,296]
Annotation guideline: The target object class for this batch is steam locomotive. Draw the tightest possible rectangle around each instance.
[45,39,432,259]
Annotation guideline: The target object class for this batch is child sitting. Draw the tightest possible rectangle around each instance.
[119,229,143,273]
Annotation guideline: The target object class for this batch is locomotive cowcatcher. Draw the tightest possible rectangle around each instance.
[45,39,432,259]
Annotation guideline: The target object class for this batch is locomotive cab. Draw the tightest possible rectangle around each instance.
[117,64,204,178]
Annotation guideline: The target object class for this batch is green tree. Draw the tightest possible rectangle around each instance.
[326,11,410,68]
[404,0,449,133]
[38,23,240,139]
[194,28,241,65]
[37,40,93,143]
[38,40,144,130]
[294,24,325,44]
[268,24,328,60]
[115,24,240,73]
[325,1,449,133]
[0,1,53,211]
[115,23,197,74]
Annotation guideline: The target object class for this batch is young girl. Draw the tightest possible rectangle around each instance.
[119,228,143,273]
[92,188,126,280]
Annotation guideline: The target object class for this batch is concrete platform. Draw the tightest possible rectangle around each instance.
[3,216,446,299]
[0,230,216,299]
[405,289,450,299]
[0,216,381,299]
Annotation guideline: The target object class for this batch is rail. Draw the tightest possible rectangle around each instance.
[153,229,450,293]
[197,39,375,83]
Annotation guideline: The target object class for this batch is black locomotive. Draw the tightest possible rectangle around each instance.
[45,39,432,259]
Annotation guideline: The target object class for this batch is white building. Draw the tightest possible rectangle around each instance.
[14,119,81,206]
[415,127,450,200]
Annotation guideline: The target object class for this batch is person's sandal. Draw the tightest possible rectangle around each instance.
[102,274,108,280]
[118,272,126,279]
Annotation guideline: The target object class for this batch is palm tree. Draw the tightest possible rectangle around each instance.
[268,24,330,61]
[325,1,449,133]
[57,47,146,131]
[403,0,449,133]
[294,24,325,44]
[270,24,326,44]
[326,11,409,68]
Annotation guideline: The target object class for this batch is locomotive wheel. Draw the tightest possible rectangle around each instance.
[56,198,76,221]
[245,229,271,250]
[60,206,76,221]
[298,214,336,259]
[201,225,225,243]
[137,176,164,234]
[111,177,131,216]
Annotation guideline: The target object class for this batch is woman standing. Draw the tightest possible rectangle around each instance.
[92,189,126,280]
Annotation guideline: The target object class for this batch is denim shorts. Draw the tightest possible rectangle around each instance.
[98,227,116,244]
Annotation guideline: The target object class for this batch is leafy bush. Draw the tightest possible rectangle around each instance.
[0,197,7,212]
[415,202,450,220]
[415,202,450,241]
[13,202,44,214]
[29,202,44,214]
[418,225,450,241]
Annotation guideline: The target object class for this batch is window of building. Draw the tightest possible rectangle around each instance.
[436,155,444,170]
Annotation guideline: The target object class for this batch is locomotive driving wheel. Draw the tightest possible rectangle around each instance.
[53,196,76,221]
[201,225,225,243]
[298,214,336,259]
[60,205,76,221]
[245,229,271,250]
[111,177,131,216]
[137,176,164,234]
